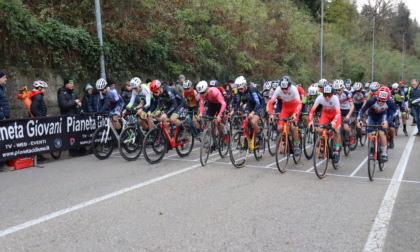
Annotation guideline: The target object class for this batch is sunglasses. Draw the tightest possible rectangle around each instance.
[281,87,289,90]
[323,94,333,98]
[335,89,342,92]
[393,89,398,91]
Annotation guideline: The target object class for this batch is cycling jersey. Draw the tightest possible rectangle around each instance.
[309,95,341,126]
[235,86,265,114]
[199,87,226,117]
[98,87,124,115]
[391,89,405,103]
[127,84,152,109]
[358,96,397,123]
[335,90,353,110]
[351,90,367,105]
[157,86,185,116]
[183,89,199,108]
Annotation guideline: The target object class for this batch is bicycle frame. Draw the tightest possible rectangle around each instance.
[157,122,186,149]
[242,118,258,151]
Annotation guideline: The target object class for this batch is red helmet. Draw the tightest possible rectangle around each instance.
[376,86,391,102]
[150,80,161,93]
[399,80,405,85]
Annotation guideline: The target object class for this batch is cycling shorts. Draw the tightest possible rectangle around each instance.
[206,103,222,117]
[367,115,386,133]
[278,104,300,126]
[319,112,342,129]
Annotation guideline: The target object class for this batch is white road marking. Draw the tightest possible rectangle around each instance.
[363,128,417,252]
[349,157,368,177]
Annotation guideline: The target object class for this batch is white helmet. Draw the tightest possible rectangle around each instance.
[391,83,399,89]
[263,81,271,91]
[209,80,218,87]
[353,82,363,91]
[333,79,344,90]
[271,80,279,89]
[234,76,247,89]
[308,86,318,96]
[318,79,328,87]
[196,81,208,94]
[312,83,319,88]
[33,80,48,88]
[183,80,192,89]
[129,77,142,89]
[370,82,380,91]
[96,78,107,90]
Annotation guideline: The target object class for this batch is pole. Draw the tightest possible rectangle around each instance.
[320,0,324,79]
[371,15,375,82]
[401,33,405,81]
[95,0,106,79]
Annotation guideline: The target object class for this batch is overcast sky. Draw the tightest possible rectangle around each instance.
[356,0,420,22]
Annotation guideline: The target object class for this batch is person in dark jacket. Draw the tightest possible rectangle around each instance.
[0,71,14,171]
[81,84,99,113]
[29,80,48,117]
[121,81,132,106]
[57,77,82,115]
[28,80,49,163]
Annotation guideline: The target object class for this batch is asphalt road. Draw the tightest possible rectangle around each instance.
[0,124,419,251]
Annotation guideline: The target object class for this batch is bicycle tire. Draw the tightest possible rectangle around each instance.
[267,123,278,156]
[91,126,116,160]
[119,126,143,161]
[218,128,230,158]
[367,137,376,181]
[349,127,358,151]
[313,137,329,179]
[200,129,212,166]
[359,127,367,146]
[378,136,385,171]
[229,131,248,168]
[143,128,167,164]
[342,131,350,157]
[303,127,316,160]
[292,131,302,164]
[254,123,265,160]
[275,133,289,173]
[330,137,340,170]
[176,125,194,157]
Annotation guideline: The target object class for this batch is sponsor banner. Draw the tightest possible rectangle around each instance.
[0,114,106,161]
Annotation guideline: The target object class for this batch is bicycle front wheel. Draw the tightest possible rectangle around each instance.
[359,127,367,146]
[313,137,329,179]
[367,137,376,181]
[254,124,265,160]
[378,136,385,171]
[218,128,231,158]
[119,126,143,161]
[143,128,167,164]
[200,129,212,166]
[176,125,194,157]
[303,127,316,160]
[275,133,289,173]
[229,131,248,168]
[91,126,116,160]
[267,124,278,156]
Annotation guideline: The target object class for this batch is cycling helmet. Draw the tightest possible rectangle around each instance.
[353,82,363,91]
[308,86,318,96]
[399,80,405,85]
[183,80,192,89]
[312,83,319,88]
[196,80,208,94]
[323,84,334,94]
[95,78,107,90]
[263,81,272,91]
[271,80,279,89]
[345,79,352,85]
[377,86,391,102]
[365,82,370,89]
[370,82,380,91]
[234,76,247,89]
[391,83,399,89]
[150,80,161,93]
[33,80,48,88]
[279,76,292,88]
[333,79,344,90]
[318,79,328,88]
[209,80,218,87]
[129,77,142,89]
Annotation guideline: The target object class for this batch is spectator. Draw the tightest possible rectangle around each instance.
[0,71,14,171]
[121,81,132,105]
[57,77,87,156]
[408,79,420,135]
[81,84,99,113]
[176,74,185,94]
[28,80,49,163]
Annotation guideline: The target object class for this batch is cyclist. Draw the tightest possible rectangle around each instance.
[183,80,202,135]
[301,86,320,127]
[399,80,409,100]
[149,79,186,128]
[333,79,355,145]
[196,80,228,141]
[318,79,328,93]
[357,86,397,162]
[367,82,380,99]
[308,84,342,164]
[391,83,408,136]
[364,82,370,92]
[267,76,302,156]
[123,77,154,131]
[233,76,265,140]
[352,82,368,132]
[262,81,273,103]
[345,79,353,92]
[96,78,125,130]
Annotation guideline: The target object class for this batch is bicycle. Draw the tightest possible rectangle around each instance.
[229,116,265,168]
[275,118,302,173]
[365,125,386,181]
[118,110,149,161]
[313,124,339,179]
[185,110,204,142]
[91,113,129,160]
[302,111,320,160]
[199,116,231,166]
[142,117,195,164]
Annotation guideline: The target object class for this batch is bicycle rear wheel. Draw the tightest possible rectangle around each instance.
[313,137,329,179]
[367,137,376,181]
[342,131,350,157]
[292,131,302,164]
[254,123,265,160]
[275,133,289,173]
[218,128,230,158]
[176,125,194,157]
[143,128,167,164]
[91,126,116,160]
[229,131,248,168]
[303,127,316,160]
[200,129,212,166]
[378,136,385,171]
[359,127,367,146]
[119,126,143,161]
[267,123,278,156]
[349,127,358,151]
